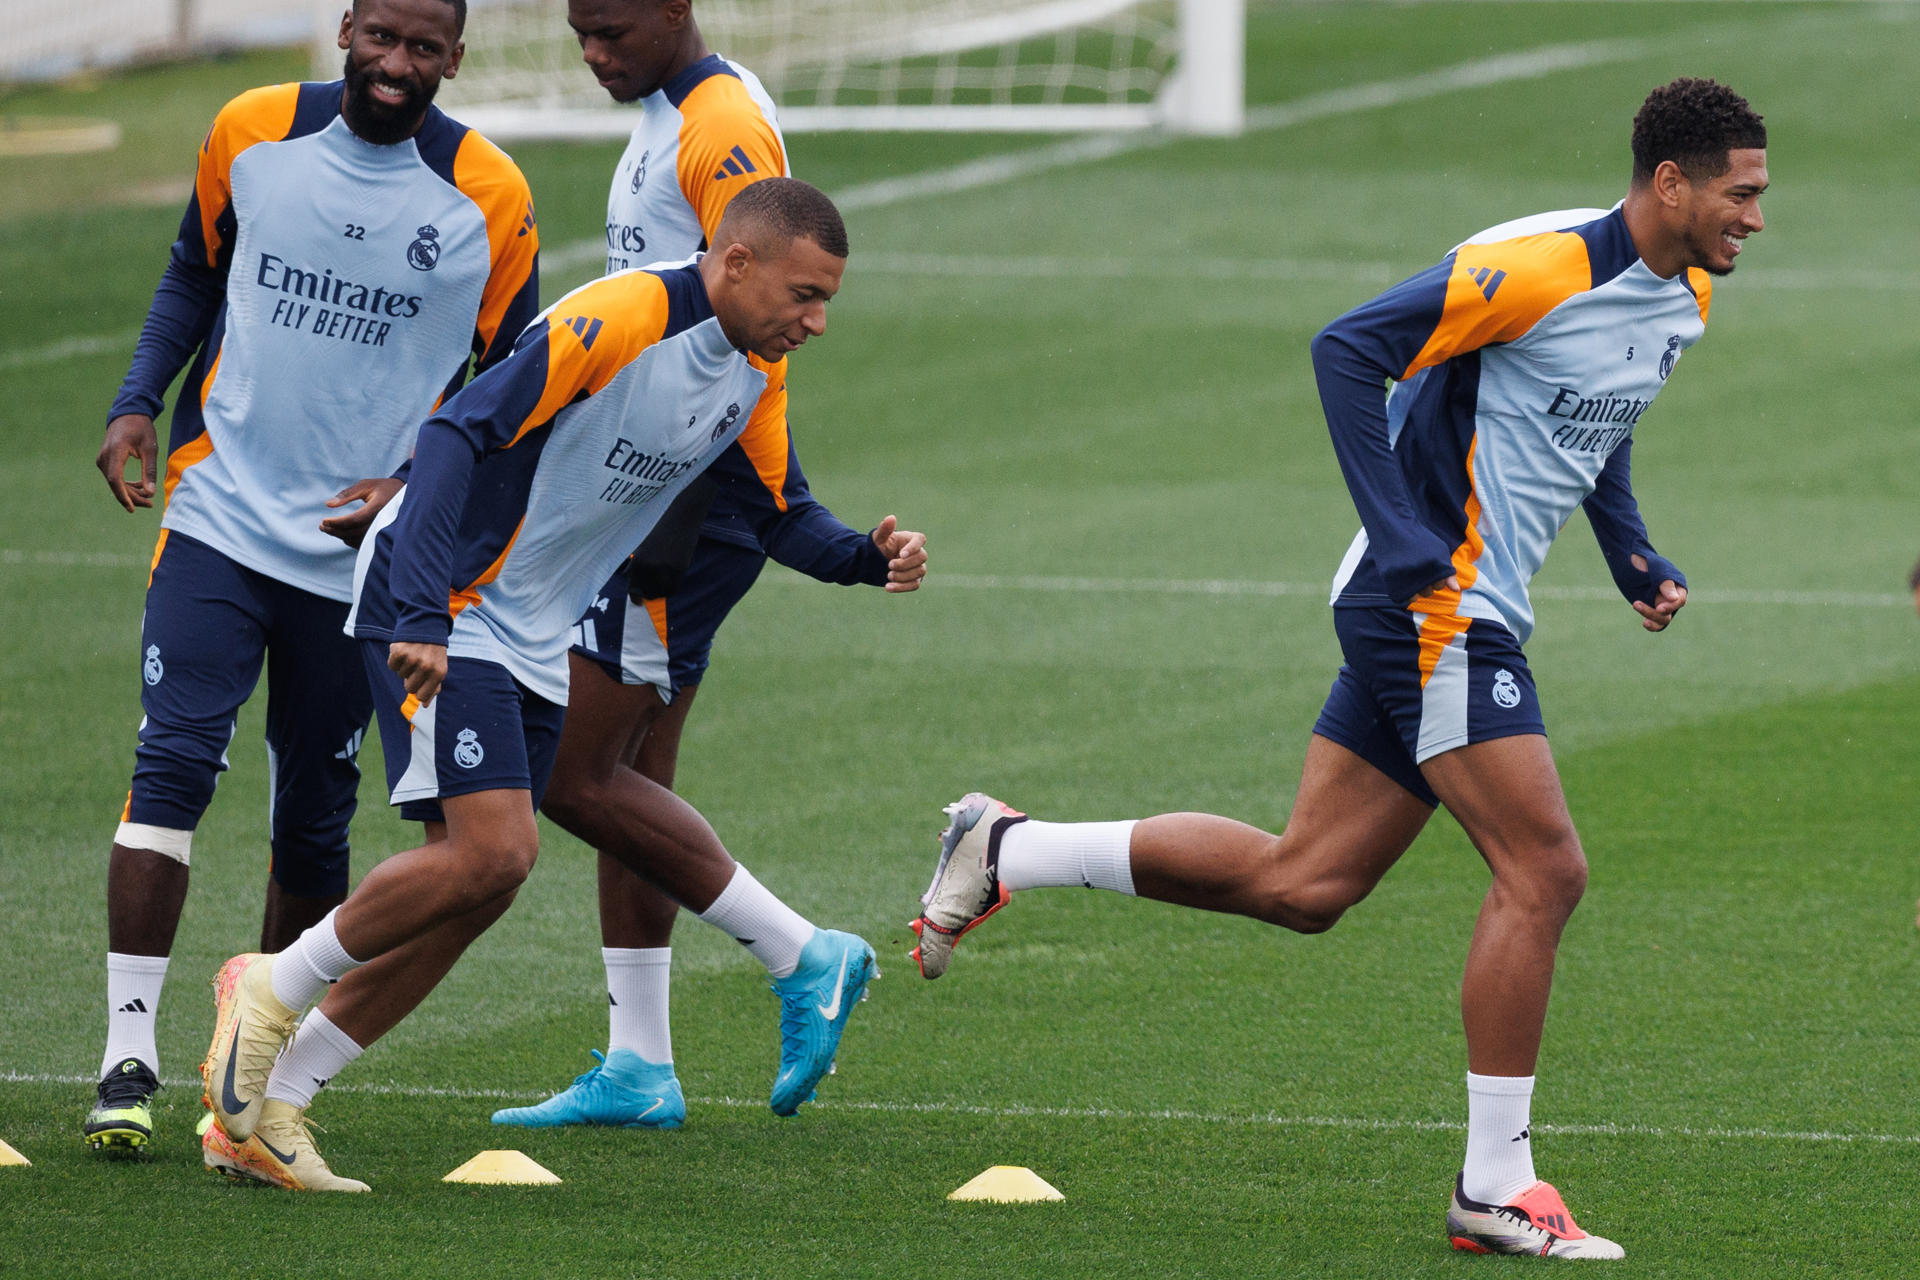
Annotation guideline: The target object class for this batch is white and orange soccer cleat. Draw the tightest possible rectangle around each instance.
[910,793,1025,979]
[203,1099,369,1193]
[1446,1174,1624,1259]
[201,953,301,1142]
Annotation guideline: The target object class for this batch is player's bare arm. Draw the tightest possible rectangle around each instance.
[96,413,159,512]
[320,477,406,547]
[870,515,928,592]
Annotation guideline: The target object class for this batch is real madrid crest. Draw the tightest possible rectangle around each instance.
[630,148,650,195]
[407,224,442,271]
[453,727,484,769]
[710,402,742,442]
[1658,334,1681,381]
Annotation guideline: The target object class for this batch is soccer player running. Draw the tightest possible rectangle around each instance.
[490,0,927,1134]
[911,79,1767,1259]
[202,178,879,1191]
[84,0,538,1156]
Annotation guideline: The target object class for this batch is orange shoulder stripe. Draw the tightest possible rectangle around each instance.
[452,130,538,355]
[196,83,303,267]
[1402,231,1593,380]
[508,273,673,446]
[1685,268,1712,324]
[675,76,786,241]
[731,353,791,510]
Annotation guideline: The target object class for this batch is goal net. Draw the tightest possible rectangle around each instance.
[312,0,1242,137]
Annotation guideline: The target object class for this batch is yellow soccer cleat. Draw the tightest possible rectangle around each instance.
[201,954,300,1142]
[83,1058,158,1154]
[203,1100,369,1193]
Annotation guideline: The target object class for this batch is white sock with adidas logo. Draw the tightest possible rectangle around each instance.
[1462,1071,1538,1205]
[263,1008,364,1109]
[100,952,169,1079]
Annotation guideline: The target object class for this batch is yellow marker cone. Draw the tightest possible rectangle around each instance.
[443,1150,561,1185]
[0,1139,30,1167]
[947,1165,1063,1202]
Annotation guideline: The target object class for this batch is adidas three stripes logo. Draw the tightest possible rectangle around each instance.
[713,146,758,181]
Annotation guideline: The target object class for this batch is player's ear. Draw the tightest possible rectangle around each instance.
[336,9,353,51]
[722,241,755,280]
[444,38,465,78]
[663,0,693,31]
[1653,159,1688,211]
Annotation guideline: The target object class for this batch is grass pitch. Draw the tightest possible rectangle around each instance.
[4,4,1920,1276]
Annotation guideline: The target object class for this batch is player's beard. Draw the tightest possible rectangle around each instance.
[341,53,440,146]
[1684,211,1739,278]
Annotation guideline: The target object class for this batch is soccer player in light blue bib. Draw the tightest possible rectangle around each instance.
[911,79,1768,1260]
[86,0,538,1169]
[497,0,926,1137]
[201,179,880,1191]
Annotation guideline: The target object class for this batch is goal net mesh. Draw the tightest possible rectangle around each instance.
[377,0,1182,121]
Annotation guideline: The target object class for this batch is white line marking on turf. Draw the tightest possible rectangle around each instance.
[0,549,147,568]
[6,1070,1915,1146]
[0,328,139,372]
[2,549,1909,610]
[767,570,1914,611]
[541,37,1654,279]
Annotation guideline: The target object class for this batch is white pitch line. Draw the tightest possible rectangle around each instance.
[0,549,147,568]
[4,1070,1913,1146]
[0,328,139,373]
[4,550,1909,609]
[541,37,1654,280]
[766,570,1913,611]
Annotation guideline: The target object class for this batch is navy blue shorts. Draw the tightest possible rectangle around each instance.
[124,531,371,896]
[1311,606,1546,807]
[361,644,565,826]
[569,538,766,696]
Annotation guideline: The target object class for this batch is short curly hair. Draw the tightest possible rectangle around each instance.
[1631,78,1766,184]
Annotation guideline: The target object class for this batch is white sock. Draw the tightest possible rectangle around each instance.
[605,947,673,1064]
[100,953,170,1078]
[696,864,814,978]
[263,1008,364,1108]
[270,909,366,1012]
[1462,1072,1538,1205]
[996,819,1138,894]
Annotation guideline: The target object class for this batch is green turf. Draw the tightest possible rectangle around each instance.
[5,2,1920,1275]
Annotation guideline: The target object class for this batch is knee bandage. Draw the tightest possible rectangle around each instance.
[114,822,193,865]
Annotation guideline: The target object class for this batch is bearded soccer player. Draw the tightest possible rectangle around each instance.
[84,0,538,1156]
[911,79,1767,1259]
[199,179,878,1191]
[485,0,925,1132]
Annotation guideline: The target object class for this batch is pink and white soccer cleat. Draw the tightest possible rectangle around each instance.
[1447,1174,1624,1259]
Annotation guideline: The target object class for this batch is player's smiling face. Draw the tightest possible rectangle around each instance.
[338,0,465,145]
[570,0,689,103]
[1681,148,1768,277]
[715,235,845,362]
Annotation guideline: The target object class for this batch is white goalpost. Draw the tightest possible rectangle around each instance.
[310,0,1244,137]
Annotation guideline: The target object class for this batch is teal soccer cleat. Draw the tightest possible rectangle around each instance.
[769,929,876,1117]
[490,1049,685,1129]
